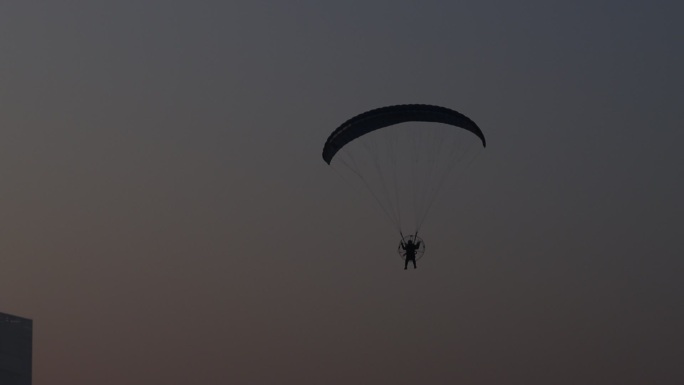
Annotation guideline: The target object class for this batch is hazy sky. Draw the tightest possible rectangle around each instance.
[1,1,683,384]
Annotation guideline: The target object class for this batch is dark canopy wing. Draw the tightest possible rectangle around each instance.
[322,104,486,164]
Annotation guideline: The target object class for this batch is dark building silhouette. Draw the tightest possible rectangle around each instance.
[0,312,32,385]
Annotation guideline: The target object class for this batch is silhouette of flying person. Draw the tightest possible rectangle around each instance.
[401,238,421,269]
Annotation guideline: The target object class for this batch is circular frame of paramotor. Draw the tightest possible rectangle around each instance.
[397,235,426,261]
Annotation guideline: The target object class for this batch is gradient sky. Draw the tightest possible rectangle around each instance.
[1,1,683,384]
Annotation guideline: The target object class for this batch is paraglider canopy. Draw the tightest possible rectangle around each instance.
[323,104,486,164]
[322,103,486,243]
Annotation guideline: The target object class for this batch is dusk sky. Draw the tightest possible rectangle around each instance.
[1,1,683,384]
